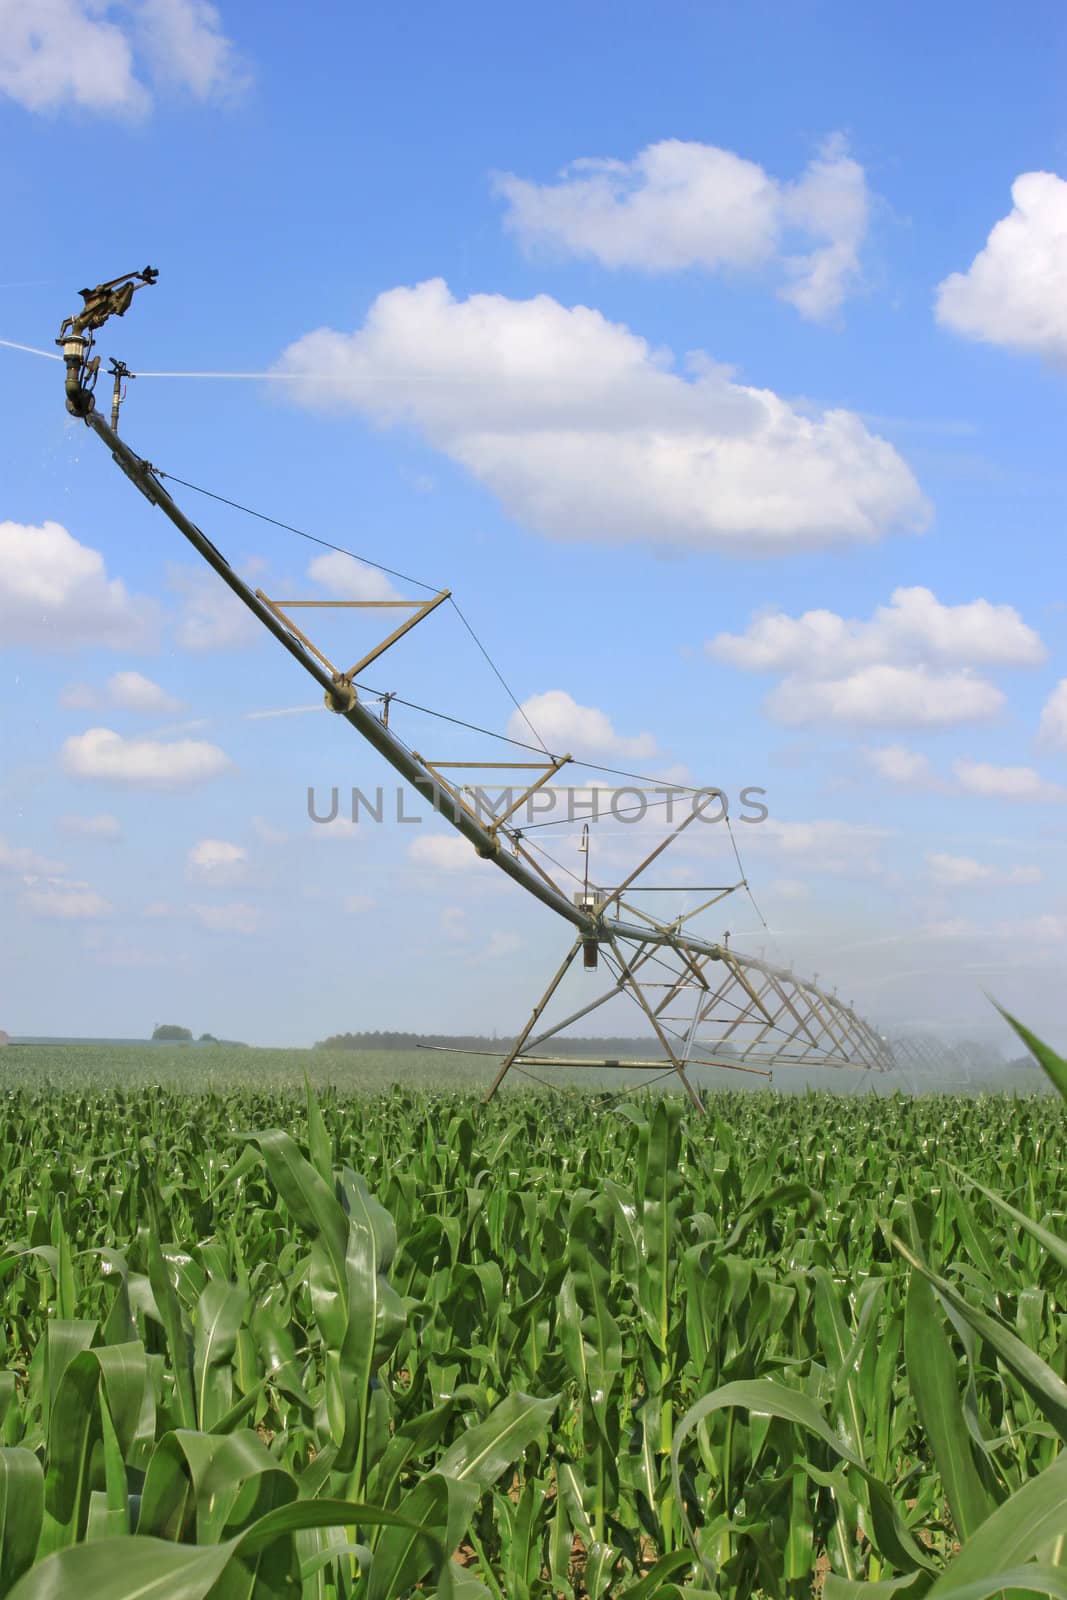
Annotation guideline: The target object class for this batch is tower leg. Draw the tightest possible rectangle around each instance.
[482,936,584,1102]
[606,936,705,1114]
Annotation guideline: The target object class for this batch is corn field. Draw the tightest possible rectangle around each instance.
[2,1019,1067,1597]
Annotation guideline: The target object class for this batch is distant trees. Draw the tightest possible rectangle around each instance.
[151,1024,193,1042]
[315,1029,651,1055]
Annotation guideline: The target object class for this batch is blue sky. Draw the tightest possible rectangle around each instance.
[3,0,1067,1052]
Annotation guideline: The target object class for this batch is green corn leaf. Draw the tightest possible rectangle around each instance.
[192,1279,248,1430]
[10,1498,448,1600]
[435,1391,559,1491]
[304,1075,333,1182]
[950,1166,1067,1276]
[925,1452,1067,1593]
[368,1470,477,1600]
[7,1535,236,1600]
[903,1268,993,1541]
[671,1379,938,1579]
[993,1007,1067,1100]
[927,1573,1067,1600]
[823,1575,927,1598]
[0,1448,44,1597]
[892,1234,1067,1442]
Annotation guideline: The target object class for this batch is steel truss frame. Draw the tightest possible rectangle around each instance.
[55,270,893,1106]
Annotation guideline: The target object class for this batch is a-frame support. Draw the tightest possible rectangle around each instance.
[255,588,451,697]
[481,932,712,1111]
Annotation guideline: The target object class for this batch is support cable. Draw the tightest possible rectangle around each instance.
[154,470,444,595]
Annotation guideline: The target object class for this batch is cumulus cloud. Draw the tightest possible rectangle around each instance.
[936,172,1067,361]
[953,759,1067,803]
[709,586,1040,729]
[147,897,260,933]
[62,727,231,786]
[107,670,184,714]
[407,834,481,871]
[751,818,891,879]
[308,551,401,601]
[276,278,926,555]
[865,745,942,788]
[0,520,159,650]
[0,0,244,117]
[58,813,122,839]
[1039,680,1067,749]
[768,665,1005,728]
[23,883,114,919]
[506,690,657,760]
[62,672,190,715]
[189,900,259,933]
[494,133,869,320]
[709,587,1043,674]
[187,837,246,881]
[309,815,362,842]
[0,836,66,877]
[926,851,1041,887]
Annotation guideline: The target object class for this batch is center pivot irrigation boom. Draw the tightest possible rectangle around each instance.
[57,271,892,1107]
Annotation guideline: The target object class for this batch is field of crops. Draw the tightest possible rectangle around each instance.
[2,1029,1067,1598]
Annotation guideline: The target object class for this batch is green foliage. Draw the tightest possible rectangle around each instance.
[152,1025,194,1042]
[0,1030,1066,1594]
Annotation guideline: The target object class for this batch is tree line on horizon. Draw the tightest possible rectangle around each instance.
[313,1029,690,1056]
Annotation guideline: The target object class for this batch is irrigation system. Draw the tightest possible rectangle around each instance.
[55,269,893,1106]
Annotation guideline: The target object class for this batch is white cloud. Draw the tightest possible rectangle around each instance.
[58,813,122,839]
[189,900,259,934]
[0,836,66,877]
[145,897,260,933]
[187,837,246,881]
[169,565,259,651]
[308,551,401,601]
[953,759,1067,803]
[62,673,189,715]
[277,278,926,555]
[106,670,184,714]
[709,587,1044,674]
[252,816,288,845]
[132,0,244,99]
[408,834,481,871]
[494,133,868,320]
[507,690,657,760]
[709,587,1040,729]
[936,172,1067,361]
[23,883,113,919]
[483,930,523,959]
[62,727,231,787]
[865,745,942,788]
[0,0,243,117]
[926,852,1041,887]
[0,520,159,650]
[753,818,891,879]
[768,665,1004,728]
[310,815,362,841]
[1039,680,1067,749]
